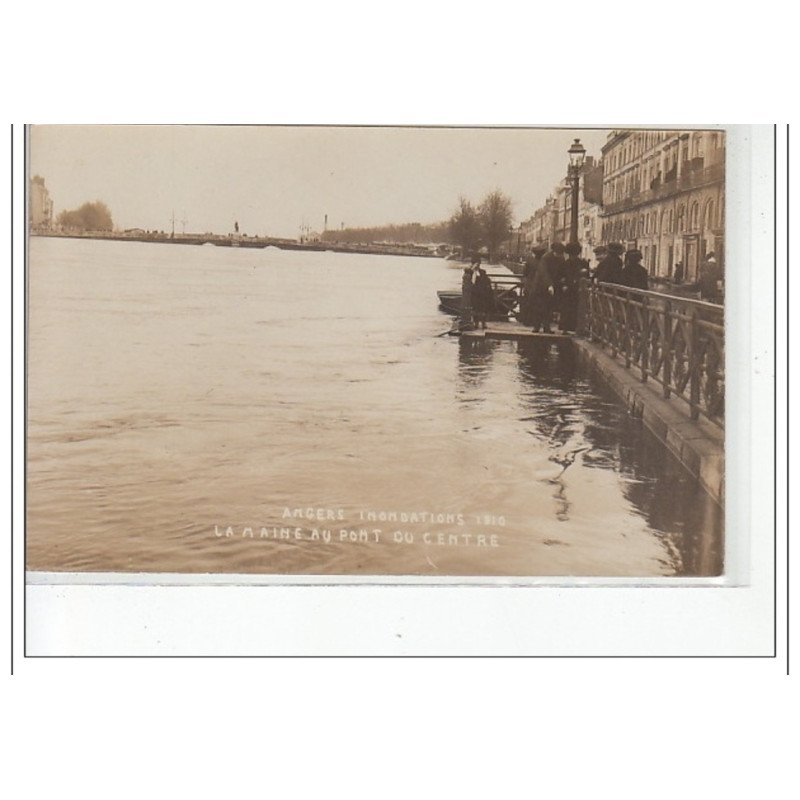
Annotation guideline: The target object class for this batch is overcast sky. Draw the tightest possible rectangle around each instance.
[30,125,611,239]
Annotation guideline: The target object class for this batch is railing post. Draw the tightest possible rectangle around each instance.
[640,294,649,382]
[577,277,588,337]
[623,289,631,369]
[689,308,700,420]
[610,286,618,358]
[663,298,672,399]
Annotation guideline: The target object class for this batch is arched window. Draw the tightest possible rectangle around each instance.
[718,196,725,228]
[676,205,685,232]
[667,209,674,233]
[690,201,700,229]
[704,200,715,230]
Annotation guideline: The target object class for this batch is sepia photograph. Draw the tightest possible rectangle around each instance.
[26,124,726,580]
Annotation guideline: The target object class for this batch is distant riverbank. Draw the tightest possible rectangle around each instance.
[31,230,442,259]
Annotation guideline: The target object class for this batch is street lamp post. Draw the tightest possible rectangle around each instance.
[567,138,586,246]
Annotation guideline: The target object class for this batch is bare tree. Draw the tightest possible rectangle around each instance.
[478,190,513,263]
[448,197,480,258]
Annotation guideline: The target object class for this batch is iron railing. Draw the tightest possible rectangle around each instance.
[486,273,522,318]
[582,281,724,428]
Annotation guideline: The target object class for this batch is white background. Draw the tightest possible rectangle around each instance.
[1,2,795,798]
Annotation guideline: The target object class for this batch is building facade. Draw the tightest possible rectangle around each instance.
[599,129,725,281]
[519,196,558,250]
[30,175,54,230]
[520,157,603,260]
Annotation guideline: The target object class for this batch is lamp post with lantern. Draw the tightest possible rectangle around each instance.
[567,138,586,246]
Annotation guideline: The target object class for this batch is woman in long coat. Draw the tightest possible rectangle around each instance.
[472,268,495,330]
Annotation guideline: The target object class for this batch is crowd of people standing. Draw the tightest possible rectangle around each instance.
[517,241,649,333]
[459,240,722,334]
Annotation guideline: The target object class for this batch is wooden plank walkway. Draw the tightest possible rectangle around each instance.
[460,321,572,341]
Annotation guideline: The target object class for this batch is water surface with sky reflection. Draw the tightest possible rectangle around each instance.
[27,237,723,576]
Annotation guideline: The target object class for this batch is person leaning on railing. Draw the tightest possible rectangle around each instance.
[620,249,649,291]
[698,252,722,303]
[594,242,624,285]
[591,245,607,282]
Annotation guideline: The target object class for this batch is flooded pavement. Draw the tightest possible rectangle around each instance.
[26,237,723,576]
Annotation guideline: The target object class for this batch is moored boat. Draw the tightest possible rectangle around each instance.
[437,273,522,319]
[437,291,463,315]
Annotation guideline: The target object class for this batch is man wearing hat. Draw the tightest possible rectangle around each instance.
[698,251,722,302]
[543,241,567,278]
[592,246,607,281]
[620,249,649,290]
[558,242,587,332]
[523,244,555,332]
[595,242,624,285]
[520,244,547,325]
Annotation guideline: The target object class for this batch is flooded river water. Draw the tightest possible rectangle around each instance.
[27,237,723,577]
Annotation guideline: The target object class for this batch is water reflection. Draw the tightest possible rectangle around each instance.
[27,237,723,577]
[550,477,572,522]
[513,339,723,575]
[614,422,723,576]
[457,335,497,388]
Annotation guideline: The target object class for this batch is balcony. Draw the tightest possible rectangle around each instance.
[602,162,724,215]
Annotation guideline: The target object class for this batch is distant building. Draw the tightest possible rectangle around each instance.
[520,196,559,249]
[600,129,725,280]
[30,175,54,230]
[520,157,603,258]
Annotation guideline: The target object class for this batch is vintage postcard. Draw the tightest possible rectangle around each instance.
[26,125,727,580]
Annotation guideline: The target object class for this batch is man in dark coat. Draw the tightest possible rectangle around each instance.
[620,249,649,290]
[594,242,624,285]
[592,245,608,280]
[558,242,587,332]
[541,242,567,329]
[698,252,722,303]
[520,245,546,326]
[542,241,567,285]
[524,246,556,332]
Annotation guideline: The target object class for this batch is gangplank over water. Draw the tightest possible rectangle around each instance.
[26,125,726,579]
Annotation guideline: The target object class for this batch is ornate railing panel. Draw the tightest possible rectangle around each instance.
[582,281,724,428]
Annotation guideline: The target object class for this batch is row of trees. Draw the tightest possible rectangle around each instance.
[56,201,113,232]
[320,220,449,245]
[448,190,513,263]
[317,190,514,264]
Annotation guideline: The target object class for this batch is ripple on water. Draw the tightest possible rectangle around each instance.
[26,238,724,577]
